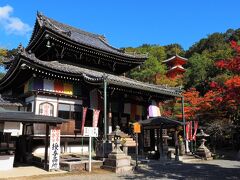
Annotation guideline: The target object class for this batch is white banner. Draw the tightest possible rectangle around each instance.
[49,127,60,171]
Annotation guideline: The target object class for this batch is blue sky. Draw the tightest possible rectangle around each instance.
[0,0,240,50]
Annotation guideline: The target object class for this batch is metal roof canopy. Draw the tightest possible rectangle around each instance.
[139,116,184,128]
[0,109,67,124]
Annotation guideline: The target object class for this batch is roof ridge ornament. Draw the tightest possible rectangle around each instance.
[17,43,25,54]
[17,44,37,60]
[37,12,71,37]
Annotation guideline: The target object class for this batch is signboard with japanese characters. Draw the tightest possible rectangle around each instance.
[83,127,98,137]
[49,127,60,171]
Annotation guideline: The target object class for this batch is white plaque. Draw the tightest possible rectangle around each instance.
[83,127,98,137]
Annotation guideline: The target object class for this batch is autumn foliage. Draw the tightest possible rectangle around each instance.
[163,41,240,125]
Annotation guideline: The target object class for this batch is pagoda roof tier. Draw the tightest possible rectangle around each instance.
[168,65,186,72]
[0,49,182,98]
[162,54,188,64]
[26,12,147,74]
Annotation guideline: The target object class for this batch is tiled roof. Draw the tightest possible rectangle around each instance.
[35,12,147,59]
[162,54,188,63]
[0,47,182,97]
[0,95,24,107]
[0,108,67,124]
[139,116,184,128]
[21,51,182,97]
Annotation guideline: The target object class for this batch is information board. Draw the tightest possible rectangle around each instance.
[83,127,99,137]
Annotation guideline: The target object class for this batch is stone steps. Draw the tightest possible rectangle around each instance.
[60,159,103,172]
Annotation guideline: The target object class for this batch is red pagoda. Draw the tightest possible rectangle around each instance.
[163,54,188,79]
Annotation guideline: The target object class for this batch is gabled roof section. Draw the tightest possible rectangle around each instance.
[162,54,188,63]
[27,12,147,60]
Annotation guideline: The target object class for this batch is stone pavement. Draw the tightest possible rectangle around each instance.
[125,159,240,179]
[0,165,67,179]
[1,159,240,180]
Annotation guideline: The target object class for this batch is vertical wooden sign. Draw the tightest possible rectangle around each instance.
[49,127,60,171]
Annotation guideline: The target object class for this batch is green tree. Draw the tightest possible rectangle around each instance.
[186,32,233,60]
[125,44,168,83]
[184,53,214,89]
[164,43,185,58]
[129,55,166,83]
[0,48,7,64]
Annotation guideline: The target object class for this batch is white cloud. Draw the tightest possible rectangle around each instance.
[0,5,31,35]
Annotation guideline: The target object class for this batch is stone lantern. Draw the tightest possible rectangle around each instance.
[195,129,212,160]
[102,126,133,173]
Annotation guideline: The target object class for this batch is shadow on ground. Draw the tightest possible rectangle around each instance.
[120,160,240,180]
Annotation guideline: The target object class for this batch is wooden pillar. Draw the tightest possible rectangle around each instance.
[156,128,160,157]
[160,124,163,158]
[181,97,186,140]
[108,102,112,135]
[22,123,25,135]
[139,126,144,156]
[44,124,49,170]
[103,75,108,141]
[174,127,179,161]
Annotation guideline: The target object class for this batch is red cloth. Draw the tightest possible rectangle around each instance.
[186,121,193,141]
[54,81,64,93]
[186,121,190,140]
[189,121,193,140]
[193,121,199,141]
[81,107,88,135]
[92,109,100,127]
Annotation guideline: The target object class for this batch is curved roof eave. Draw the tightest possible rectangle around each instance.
[0,48,182,98]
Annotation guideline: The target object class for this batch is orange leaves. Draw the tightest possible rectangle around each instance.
[183,88,202,106]
[225,76,240,88]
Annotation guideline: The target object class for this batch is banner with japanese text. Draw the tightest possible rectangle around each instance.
[49,127,60,171]
[92,109,100,127]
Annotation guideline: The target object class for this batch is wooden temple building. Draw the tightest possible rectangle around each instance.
[163,55,188,79]
[0,12,185,167]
